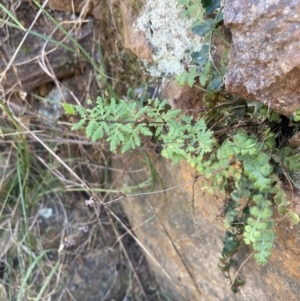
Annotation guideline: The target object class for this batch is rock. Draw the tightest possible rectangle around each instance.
[113,152,300,301]
[37,72,99,125]
[36,193,93,250]
[118,0,153,61]
[33,193,127,300]
[119,0,206,76]
[159,79,206,113]
[289,132,300,148]
[67,248,123,301]
[48,0,102,19]
[224,0,300,116]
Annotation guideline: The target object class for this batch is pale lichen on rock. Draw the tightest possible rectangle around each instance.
[136,1,204,76]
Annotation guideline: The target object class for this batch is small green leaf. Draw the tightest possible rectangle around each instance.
[203,60,211,75]
[62,103,76,115]
[121,140,132,153]
[207,73,223,92]
[91,126,103,142]
[71,119,86,130]
[192,19,213,37]
[86,120,98,138]
[187,67,199,87]
[109,132,120,151]
[200,74,208,86]
[191,44,209,65]
[117,130,125,142]
[289,210,300,225]
[75,105,86,119]
[133,132,141,147]
[135,106,149,119]
[158,99,168,111]
[139,125,153,136]
[176,71,188,86]
[254,251,272,265]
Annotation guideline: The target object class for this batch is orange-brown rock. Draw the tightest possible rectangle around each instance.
[113,152,300,301]
[118,0,153,61]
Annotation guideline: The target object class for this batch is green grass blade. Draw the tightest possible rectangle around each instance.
[17,250,55,301]
[0,4,25,31]
[35,258,61,301]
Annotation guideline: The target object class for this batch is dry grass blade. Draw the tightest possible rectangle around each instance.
[0,0,50,82]
[0,1,178,300]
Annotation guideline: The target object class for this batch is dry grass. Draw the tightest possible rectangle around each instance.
[0,1,174,300]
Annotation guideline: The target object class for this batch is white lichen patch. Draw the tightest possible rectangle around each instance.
[39,207,53,219]
[136,1,203,76]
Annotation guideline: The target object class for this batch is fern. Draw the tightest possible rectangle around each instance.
[64,97,214,157]
[242,152,273,192]
[176,0,225,91]
[63,98,300,266]
[191,129,299,263]
[244,194,275,264]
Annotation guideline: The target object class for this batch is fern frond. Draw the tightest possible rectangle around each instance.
[242,152,273,192]
[244,194,275,264]
[64,94,299,266]
[253,230,275,264]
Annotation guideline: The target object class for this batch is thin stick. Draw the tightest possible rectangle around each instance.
[230,251,255,289]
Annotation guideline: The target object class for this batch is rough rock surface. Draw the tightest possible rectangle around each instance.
[224,0,300,116]
[115,2,300,299]
[114,153,300,301]
[66,248,123,301]
[48,0,102,19]
[159,79,206,112]
[118,0,153,61]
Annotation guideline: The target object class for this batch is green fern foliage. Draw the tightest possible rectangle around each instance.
[176,0,225,92]
[189,129,299,263]
[244,194,275,264]
[63,97,300,266]
[242,152,273,192]
[63,97,215,157]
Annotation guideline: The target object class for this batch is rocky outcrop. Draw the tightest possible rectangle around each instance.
[115,1,300,299]
[114,153,300,301]
[224,0,300,116]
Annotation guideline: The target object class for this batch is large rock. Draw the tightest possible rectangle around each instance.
[114,1,300,297]
[113,152,300,301]
[224,0,300,116]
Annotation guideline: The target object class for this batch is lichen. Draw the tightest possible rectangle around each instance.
[136,1,204,76]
